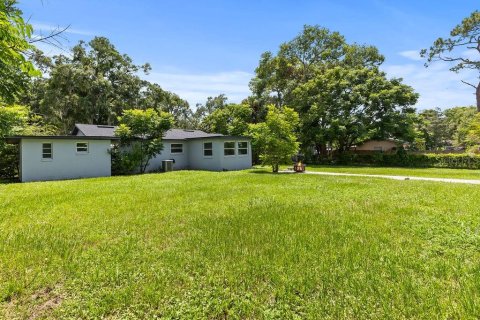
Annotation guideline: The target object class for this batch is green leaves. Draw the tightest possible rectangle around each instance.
[249,105,299,172]
[0,0,38,103]
[115,108,173,174]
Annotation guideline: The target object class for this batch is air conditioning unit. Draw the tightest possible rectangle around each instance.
[162,159,174,172]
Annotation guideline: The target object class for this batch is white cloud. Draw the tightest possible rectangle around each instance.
[399,50,423,61]
[143,70,252,107]
[382,60,478,109]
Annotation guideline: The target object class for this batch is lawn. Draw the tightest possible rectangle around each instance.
[1,170,480,319]
[287,164,480,180]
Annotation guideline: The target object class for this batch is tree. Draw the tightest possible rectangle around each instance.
[248,25,414,158]
[249,25,384,109]
[22,37,190,133]
[0,104,56,178]
[416,109,449,150]
[421,10,480,111]
[114,108,172,174]
[465,112,480,151]
[444,106,477,146]
[0,0,39,103]
[200,103,251,136]
[292,66,418,156]
[249,105,299,172]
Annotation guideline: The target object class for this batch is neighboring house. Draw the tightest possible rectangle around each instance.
[354,139,398,152]
[6,124,252,182]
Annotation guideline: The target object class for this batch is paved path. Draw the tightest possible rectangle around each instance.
[280,170,480,185]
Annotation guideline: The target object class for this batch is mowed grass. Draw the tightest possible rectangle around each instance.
[1,170,480,319]
[288,164,480,180]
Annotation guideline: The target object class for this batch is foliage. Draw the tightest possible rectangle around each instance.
[331,151,480,169]
[421,10,480,111]
[293,66,417,155]
[0,105,56,179]
[465,112,480,150]
[0,0,39,103]
[200,103,251,136]
[21,37,189,133]
[249,25,417,157]
[249,105,299,172]
[115,108,173,174]
[1,171,480,318]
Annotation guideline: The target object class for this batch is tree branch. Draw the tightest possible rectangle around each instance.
[461,80,477,89]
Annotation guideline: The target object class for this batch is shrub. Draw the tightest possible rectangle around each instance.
[328,152,480,169]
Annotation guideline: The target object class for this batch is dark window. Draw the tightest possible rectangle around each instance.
[171,143,183,154]
[42,143,52,159]
[76,142,89,153]
[204,142,213,157]
[238,142,248,155]
[224,142,235,156]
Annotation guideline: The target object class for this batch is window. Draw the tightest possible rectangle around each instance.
[373,146,383,152]
[171,143,183,154]
[203,142,213,157]
[224,141,235,156]
[238,142,248,155]
[42,143,52,160]
[76,142,89,153]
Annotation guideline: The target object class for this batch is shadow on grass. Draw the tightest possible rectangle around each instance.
[0,178,19,184]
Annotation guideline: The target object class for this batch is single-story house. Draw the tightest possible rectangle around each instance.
[7,124,252,182]
[354,139,398,152]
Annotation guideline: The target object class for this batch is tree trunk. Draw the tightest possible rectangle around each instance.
[476,82,480,112]
[272,163,279,173]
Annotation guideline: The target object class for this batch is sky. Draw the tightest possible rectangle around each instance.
[19,0,479,110]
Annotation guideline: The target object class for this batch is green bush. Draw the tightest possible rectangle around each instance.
[330,152,480,169]
[0,145,20,179]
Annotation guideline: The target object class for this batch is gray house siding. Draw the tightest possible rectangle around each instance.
[146,140,190,171]
[19,138,111,182]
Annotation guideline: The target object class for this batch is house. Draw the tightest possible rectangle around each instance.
[6,135,116,182]
[7,124,252,182]
[354,139,398,152]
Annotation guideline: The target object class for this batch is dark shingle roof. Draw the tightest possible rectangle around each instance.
[73,124,227,140]
[163,129,223,140]
[73,124,117,137]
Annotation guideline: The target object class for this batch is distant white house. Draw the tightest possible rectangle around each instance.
[7,124,252,182]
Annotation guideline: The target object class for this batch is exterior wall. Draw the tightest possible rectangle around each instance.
[146,140,189,172]
[148,138,252,172]
[355,140,397,152]
[20,139,112,182]
[219,139,252,170]
[187,139,223,171]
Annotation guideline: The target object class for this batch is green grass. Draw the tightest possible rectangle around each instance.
[1,170,480,319]
[288,164,480,180]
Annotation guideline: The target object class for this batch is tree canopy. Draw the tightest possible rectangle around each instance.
[421,10,480,111]
[249,105,299,172]
[0,0,38,103]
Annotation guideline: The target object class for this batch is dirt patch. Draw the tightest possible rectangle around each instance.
[28,286,64,320]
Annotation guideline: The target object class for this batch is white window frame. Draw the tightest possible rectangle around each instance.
[42,142,53,161]
[203,142,213,158]
[170,143,183,154]
[237,141,249,156]
[76,142,89,154]
[224,141,235,157]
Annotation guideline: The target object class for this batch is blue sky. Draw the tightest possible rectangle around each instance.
[20,0,479,109]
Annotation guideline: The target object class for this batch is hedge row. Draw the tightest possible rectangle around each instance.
[329,152,480,169]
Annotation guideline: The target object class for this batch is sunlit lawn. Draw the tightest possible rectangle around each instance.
[281,164,480,180]
[1,170,480,319]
